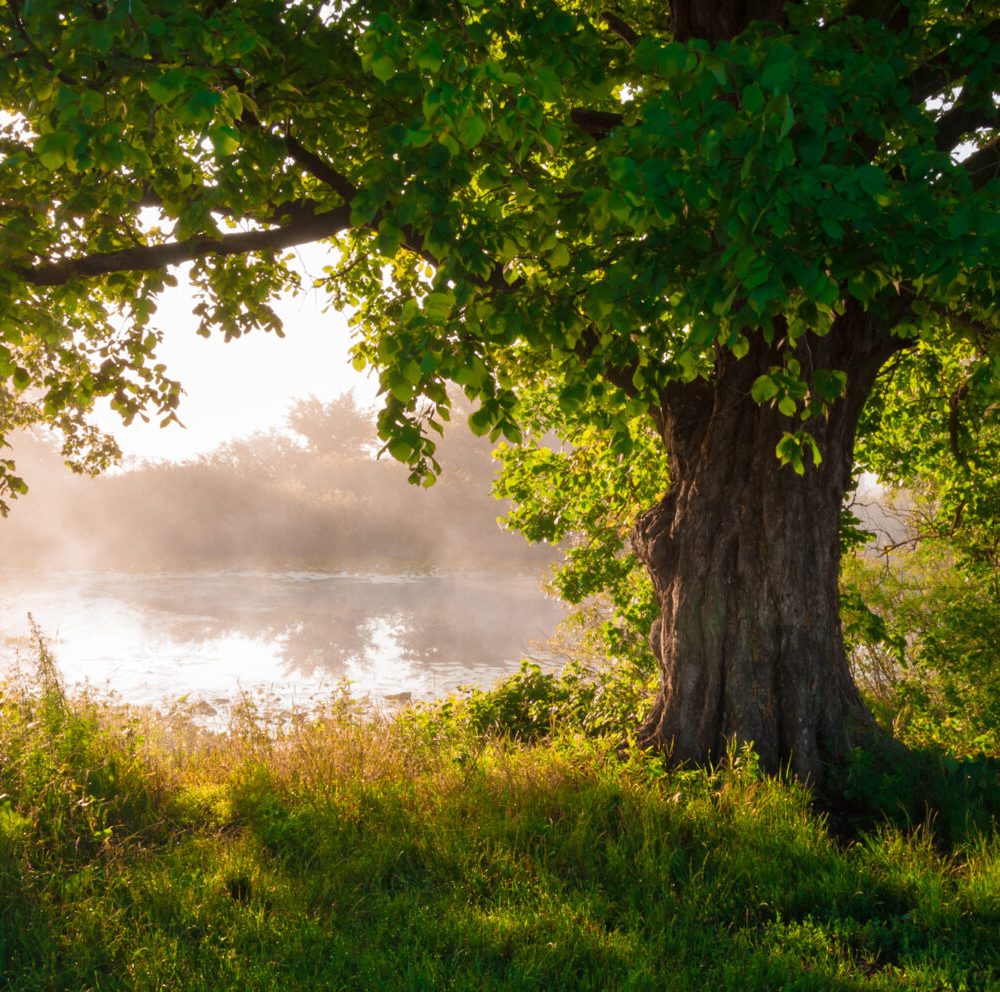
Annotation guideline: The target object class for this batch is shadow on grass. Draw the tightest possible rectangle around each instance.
[199,755,999,992]
[822,739,1000,849]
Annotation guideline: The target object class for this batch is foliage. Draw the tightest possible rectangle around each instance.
[493,381,663,668]
[0,0,997,499]
[453,654,655,742]
[842,538,1000,760]
[837,338,1000,758]
[1,648,999,991]
[857,339,1000,595]
[0,624,170,869]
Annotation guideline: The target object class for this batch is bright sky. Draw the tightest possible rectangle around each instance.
[91,244,378,463]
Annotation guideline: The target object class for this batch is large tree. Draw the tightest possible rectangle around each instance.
[1,0,997,781]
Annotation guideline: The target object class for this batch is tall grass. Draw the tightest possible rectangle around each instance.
[0,639,997,991]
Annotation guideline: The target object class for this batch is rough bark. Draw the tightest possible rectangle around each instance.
[632,305,905,782]
[669,0,787,44]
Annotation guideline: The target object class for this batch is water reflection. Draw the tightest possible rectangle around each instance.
[0,570,564,710]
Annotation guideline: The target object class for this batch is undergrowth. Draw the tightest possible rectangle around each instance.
[0,638,997,991]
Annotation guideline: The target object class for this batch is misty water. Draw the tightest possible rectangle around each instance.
[0,569,565,717]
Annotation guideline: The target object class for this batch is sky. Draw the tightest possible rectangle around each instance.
[91,243,378,463]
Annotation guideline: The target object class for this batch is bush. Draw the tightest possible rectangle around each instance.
[0,624,169,869]
[842,546,1000,759]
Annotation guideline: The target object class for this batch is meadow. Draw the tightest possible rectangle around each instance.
[1,639,997,992]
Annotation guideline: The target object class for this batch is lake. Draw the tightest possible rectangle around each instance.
[0,569,565,716]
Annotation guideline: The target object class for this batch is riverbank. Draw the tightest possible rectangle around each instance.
[1,653,998,991]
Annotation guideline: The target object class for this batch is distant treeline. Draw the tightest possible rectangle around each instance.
[1,396,553,572]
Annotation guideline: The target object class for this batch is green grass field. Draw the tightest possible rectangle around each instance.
[1,652,998,991]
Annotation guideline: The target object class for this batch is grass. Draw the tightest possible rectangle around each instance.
[0,644,998,991]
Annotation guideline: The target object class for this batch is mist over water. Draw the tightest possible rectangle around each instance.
[0,397,562,711]
[0,569,564,713]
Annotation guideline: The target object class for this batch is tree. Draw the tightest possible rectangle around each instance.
[1,0,997,781]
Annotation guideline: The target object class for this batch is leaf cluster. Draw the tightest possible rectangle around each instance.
[0,0,996,493]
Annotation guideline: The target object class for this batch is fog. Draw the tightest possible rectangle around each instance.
[0,394,553,572]
[0,396,563,710]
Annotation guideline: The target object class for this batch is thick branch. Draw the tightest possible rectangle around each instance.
[948,380,970,466]
[934,99,1000,154]
[961,137,1000,190]
[281,131,358,203]
[236,106,359,204]
[19,206,352,287]
[907,20,1000,105]
[600,10,640,46]
[570,107,624,139]
[135,189,327,229]
[669,0,786,43]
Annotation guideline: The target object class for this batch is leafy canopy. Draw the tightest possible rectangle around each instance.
[0,0,998,509]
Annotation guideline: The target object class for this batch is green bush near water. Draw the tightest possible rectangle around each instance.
[1,644,998,991]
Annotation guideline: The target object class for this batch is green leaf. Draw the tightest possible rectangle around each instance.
[349,189,381,227]
[776,433,805,474]
[238,91,261,117]
[370,56,397,82]
[210,125,240,157]
[388,376,414,403]
[404,127,434,148]
[387,438,414,461]
[751,375,779,404]
[533,67,562,102]
[857,165,888,197]
[88,20,114,54]
[760,59,793,93]
[760,42,796,94]
[222,86,244,119]
[742,83,765,116]
[468,407,493,436]
[401,358,422,385]
[147,71,186,105]
[458,114,488,148]
[424,292,456,321]
[548,243,570,269]
[415,39,444,72]
[813,369,848,403]
[377,221,404,256]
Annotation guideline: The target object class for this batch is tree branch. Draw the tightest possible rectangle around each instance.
[948,380,970,466]
[934,98,1000,154]
[235,106,359,204]
[600,10,640,46]
[19,205,352,287]
[281,130,358,203]
[961,136,1000,190]
[906,19,1000,105]
[135,188,328,229]
[570,107,624,139]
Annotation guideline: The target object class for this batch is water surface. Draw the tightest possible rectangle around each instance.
[0,569,564,714]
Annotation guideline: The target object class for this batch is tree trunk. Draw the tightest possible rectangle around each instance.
[632,306,904,782]
[669,0,787,45]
